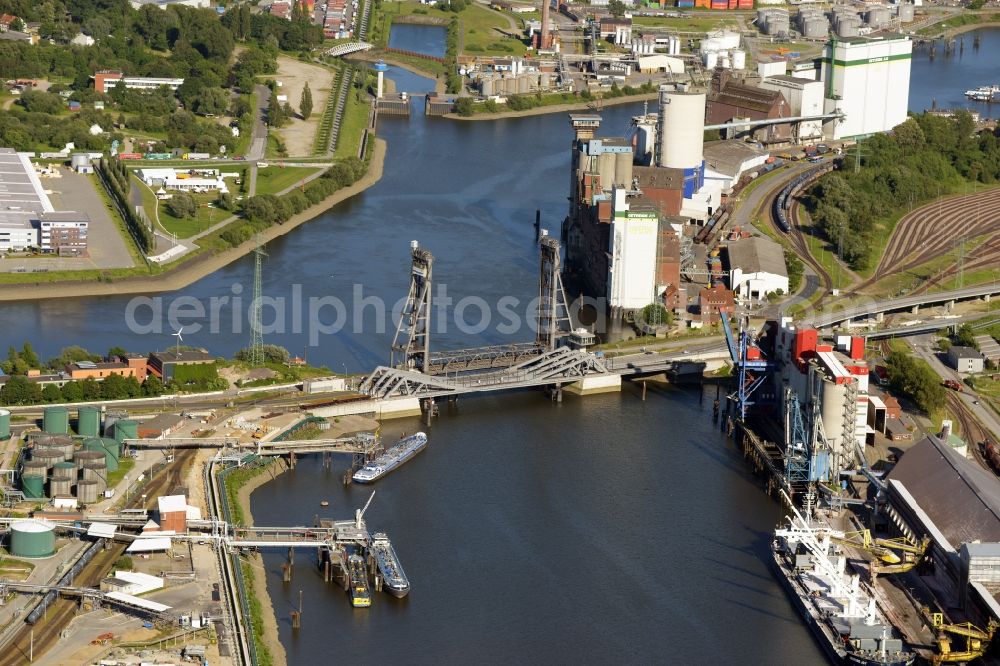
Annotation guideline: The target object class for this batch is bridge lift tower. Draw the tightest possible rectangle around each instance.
[719,310,775,420]
[536,231,573,350]
[391,241,434,372]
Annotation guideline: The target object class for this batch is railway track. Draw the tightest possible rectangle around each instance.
[0,449,197,664]
[946,393,993,473]
[767,186,834,308]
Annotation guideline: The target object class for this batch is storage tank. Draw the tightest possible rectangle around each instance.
[657,90,706,170]
[802,18,828,38]
[732,49,747,70]
[114,419,138,445]
[9,520,55,558]
[31,447,64,468]
[597,151,617,189]
[635,124,655,163]
[703,51,718,69]
[480,76,495,97]
[70,153,90,170]
[767,16,790,35]
[51,461,77,480]
[615,151,633,190]
[77,406,101,438]
[20,474,45,499]
[103,410,126,437]
[720,55,731,69]
[517,75,530,94]
[820,378,849,458]
[49,477,73,498]
[42,407,69,435]
[837,19,861,37]
[76,480,99,504]
[866,7,890,26]
[897,3,914,22]
[74,449,106,466]
[80,462,107,483]
[0,409,10,440]
[84,437,120,472]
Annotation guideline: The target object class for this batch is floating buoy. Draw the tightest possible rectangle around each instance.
[320,500,329,507]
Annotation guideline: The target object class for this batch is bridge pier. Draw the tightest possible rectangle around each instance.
[911,305,920,314]
[876,312,885,323]
[985,294,992,303]
[563,374,622,395]
[945,299,955,311]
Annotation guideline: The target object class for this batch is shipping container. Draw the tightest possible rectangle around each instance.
[118,152,143,160]
[677,0,694,6]
[183,152,211,160]
[145,152,173,159]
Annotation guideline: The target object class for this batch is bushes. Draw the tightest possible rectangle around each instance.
[886,351,946,415]
[96,158,155,254]
[166,192,197,219]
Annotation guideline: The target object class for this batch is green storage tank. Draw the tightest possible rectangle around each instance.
[20,475,45,499]
[114,419,138,445]
[0,409,10,440]
[9,520,55,558]
[77,406,101,439]
[42,407,69,435]
[84,437,119,473]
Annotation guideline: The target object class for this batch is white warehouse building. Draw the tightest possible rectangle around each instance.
[607,187,659,312]
[727,236,789,300]
[821,35,912,140]
[760,75,825,140]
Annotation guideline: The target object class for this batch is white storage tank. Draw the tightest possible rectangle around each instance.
[703,51,719,69]
[732,49,746,70]
[721,54,732,69]
[657,89,705,170]
[897,3,915,22]
[866,7,891,26]
[802,18,828,38]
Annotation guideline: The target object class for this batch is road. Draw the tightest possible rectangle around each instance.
[809,283,1000,328]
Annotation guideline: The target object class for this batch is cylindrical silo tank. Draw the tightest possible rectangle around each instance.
[70,153,90,170]
[517,75,530,94]
[597,151,617,190]
[481,76,495,97]
[103,411,126,437]
[720,55,731,69]
[0,409,10,440]
[757,9,770,25]
[31,447,64,468]
[77,406,101,439]
[866,7,890,26]
[838,20,860,38]
[539,72,550,89]
[897,4,914,22]
[732,49,746,70]
[114,419,138,445]
[767,17,789,35]
[74,449,106,467]
[803,18,827,38]
[615,151,633,190]
[80,461,107,483]
[51,461,77,480]
[85,437,119,472]
[636,124,655,162]
[703,51,718,69]
[76,480,99,504]
[42,406,69,435]
[49,477,73,498]
[657,90,706,170]
[9,520,55,558]
[20,473,45,499]
[821,379,848,454]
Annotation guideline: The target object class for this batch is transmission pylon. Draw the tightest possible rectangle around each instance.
[249,234,267,366]
[391,241,433,372]
[537,231,573,349]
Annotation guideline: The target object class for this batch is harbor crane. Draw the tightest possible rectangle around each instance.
[928,613,998,664]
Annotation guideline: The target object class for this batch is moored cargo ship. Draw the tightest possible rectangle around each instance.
[371,532,410,598]
[348,553,372,608]
[353,432,427,483]
[772,503,915,666]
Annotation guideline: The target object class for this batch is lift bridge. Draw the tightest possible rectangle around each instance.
[360,235,611,399]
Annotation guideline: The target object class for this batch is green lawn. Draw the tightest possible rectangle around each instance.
[632,15,737,32]
[459,3,526,56]
[159,191,229,238]
[334,88,371,160]
[254,166,320,196]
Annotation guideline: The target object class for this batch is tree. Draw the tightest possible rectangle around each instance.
[267,94,286,127]
[453,96,474,116]
[0,376,33,405]
[100,374,129,400]
[194,87,230,116]
[41,384,63,403]
[142,375,165,397]
[953,323,978,349]
[166,193,197,219]
[107,346,128,360]
[886,351,946,415]
[608,0,627,17]
[639,303,672,328]
[60,381,83,403]
[300,81,313,120]
[81,378,101,401]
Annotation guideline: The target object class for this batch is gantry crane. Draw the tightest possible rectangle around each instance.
[929,613,998,664]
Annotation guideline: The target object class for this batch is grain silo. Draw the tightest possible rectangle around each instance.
[76,480,100,504]
[9,520,55,558]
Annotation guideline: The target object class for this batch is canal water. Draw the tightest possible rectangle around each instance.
[2,28,998,663]
[387,22,447,58]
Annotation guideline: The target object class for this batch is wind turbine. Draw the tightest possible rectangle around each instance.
[172,326,184,356]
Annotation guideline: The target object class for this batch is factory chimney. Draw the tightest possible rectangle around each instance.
[540,0,551,49]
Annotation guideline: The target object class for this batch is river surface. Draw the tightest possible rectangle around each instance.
[909,27,1000,118]
[4,28,999,664]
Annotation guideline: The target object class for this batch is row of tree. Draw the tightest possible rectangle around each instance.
[806,112,1000,270]
[97,157,155,253]
[0,374,165,406]
[885,350,946,415]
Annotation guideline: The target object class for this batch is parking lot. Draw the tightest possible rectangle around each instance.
[0,166,137,273]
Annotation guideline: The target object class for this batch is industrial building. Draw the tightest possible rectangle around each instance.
[707,70,793,144]
[820,35,912,139]
[64,360,142,380]
[136,168,229,193]
[93,71,185,94]
[726,236,788,300]
[147,350,216,381]
[0,148,90,254]
[759,75,825,141]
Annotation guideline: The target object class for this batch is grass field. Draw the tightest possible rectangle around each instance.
[159,192,229,238]
[335,87,371,160]
[459,3,526,56]
[254,166,320,196]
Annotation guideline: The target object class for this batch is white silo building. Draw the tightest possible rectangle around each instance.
[656,89,706,198]
[760,75,825,140]
[821,35,912,139]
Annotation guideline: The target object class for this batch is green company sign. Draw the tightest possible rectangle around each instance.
[825,53,912,67]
